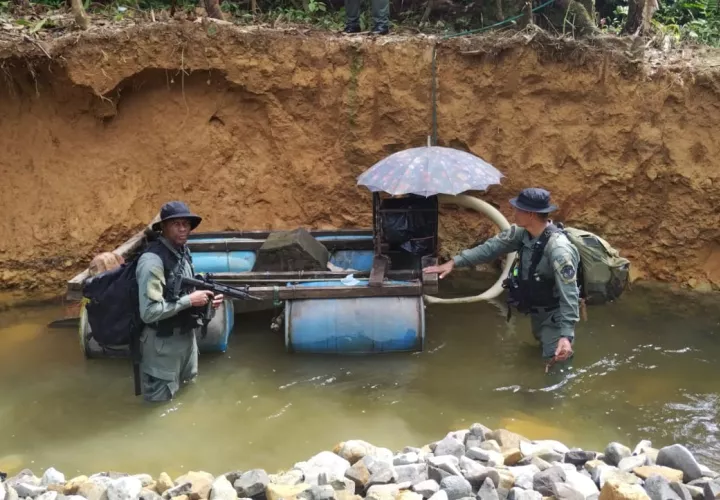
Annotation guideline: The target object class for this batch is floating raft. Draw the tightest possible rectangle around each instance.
[67,223,438,357]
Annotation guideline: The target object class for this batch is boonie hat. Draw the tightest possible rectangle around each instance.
[151,201,202,231]
[509,187,558,213]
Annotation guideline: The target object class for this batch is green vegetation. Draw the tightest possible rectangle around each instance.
[0,0,718,48]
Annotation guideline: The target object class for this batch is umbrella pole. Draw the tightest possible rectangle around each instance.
[430,42,438,146]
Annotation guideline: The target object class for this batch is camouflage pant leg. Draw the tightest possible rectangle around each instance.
[140,327,197,403]
[530,310,574,361]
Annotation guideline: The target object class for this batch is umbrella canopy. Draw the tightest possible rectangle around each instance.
[357,144,504,197]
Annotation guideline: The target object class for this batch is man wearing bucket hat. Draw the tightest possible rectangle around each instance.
[136,201,223,402]
[423,188,580,368]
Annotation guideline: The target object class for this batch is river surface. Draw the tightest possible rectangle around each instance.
[1,275,719,478]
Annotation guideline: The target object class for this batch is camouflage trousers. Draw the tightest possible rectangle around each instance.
[139,326,198,402]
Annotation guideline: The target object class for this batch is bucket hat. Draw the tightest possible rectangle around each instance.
[509,187,558,213]
[151,201,202,231]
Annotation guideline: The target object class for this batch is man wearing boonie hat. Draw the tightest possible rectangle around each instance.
[136,201,224,402]
[423,188,580,369]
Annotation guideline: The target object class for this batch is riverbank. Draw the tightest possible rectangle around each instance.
[2,427,719,500]
[1,18,720,296]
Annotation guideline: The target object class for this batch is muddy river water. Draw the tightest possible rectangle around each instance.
[1,274,719,478]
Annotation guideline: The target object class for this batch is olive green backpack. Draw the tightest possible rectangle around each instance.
[559,225,631,305]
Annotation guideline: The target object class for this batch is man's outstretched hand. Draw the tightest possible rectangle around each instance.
[554,337,573,361]
[423,260,455,279]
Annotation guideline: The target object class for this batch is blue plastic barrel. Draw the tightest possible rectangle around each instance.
[284,280,425,354]
[191,251,256,274]
[197,298,235,353]
[79,299,235,358]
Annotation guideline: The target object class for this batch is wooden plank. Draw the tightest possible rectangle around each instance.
[65,212,161,299]
[200,269,420,282]
[187,238,373,253]
[188,229,373,240]
[246,282,422,300]
[368,255,389,287]
[421,255,439,295]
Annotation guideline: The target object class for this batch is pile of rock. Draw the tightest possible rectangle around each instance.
[2,424,719,500]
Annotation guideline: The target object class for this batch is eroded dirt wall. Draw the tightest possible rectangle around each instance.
[0,24,719,295]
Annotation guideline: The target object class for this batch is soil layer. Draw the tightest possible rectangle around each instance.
[1,22,720,296]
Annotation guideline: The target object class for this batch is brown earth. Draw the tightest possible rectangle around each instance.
[0,20,719,297]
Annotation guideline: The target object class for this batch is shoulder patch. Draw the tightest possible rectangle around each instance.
[498,224,517,242]
[560,264,576,283]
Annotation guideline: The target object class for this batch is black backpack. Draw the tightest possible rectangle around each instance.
[82,257,144,347]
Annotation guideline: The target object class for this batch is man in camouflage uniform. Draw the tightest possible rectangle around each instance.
[424,188,580,366]
[136,201,223,402]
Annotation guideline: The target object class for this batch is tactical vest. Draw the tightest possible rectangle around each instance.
[144,238,202,336]
[503,224,568,314]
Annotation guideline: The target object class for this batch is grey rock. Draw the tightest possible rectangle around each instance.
[233,470,269,498]
[687,478,711,488]
[270,471,304,487]
[65,496,87,500]
[564,452,597,467]
[507,488,541,500]
[36,493,57,500]
[479,442,502,454]
[476,479,499,500]
[439,477,471,500]
[395,454,420,466]
[497,487,510,500]
[564,471,599,498]
[683,484,704,500]
[366,467,395,489]
[597,468,642,489]
[466,450,503,467]
[469,424,492,440]
[13,485,46,499]
[537,452,565,464]
[551,483,585,500]
[132,477,153,489]
[473,470,501,491]
[302,485,336,500]
[5,486,18,500]
[532,466,566,497]
[7,472,38,487]
[618,455,648,473]
[90,475,129,482]
[107,478,142,500]
[507,466,540,480]
[427,490,448,500]
[163,483,191,499]
[512,475,533,491]
[657,445,704,482]
[427,467,451,485]
[412,480,440,499]
[395,465,428,485]
[222,473,244,487]
[41,470,64,487]
[436,437,466,460]
[554,464,578,473]
[699,466,719,479]
[702,479,720,500]
[644,474,681,500]
[668,482,692,500]
[210,476,238,500]
[328,478,354,494]
[633,441,653,456]
[527,457,551,472]
[427,457,462,478]
[603,443,632,466]
[139,490,162,500]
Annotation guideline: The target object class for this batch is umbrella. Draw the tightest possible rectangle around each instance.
[357,141,504,197]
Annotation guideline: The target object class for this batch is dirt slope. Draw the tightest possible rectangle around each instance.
[0,22,719,296]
